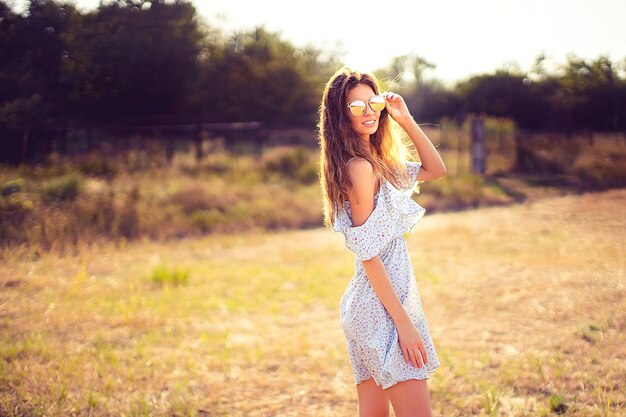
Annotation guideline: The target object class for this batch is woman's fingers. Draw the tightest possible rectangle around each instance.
[410,348,422,368]
[383,91,401,101]
[397,324,428,368]
[404,343,420,368]
[404,345,413,366]
[410,349,419,368]
[384,91,401,101]
[417,348,425,367]
[402,346,411,365]
[416,348,424,368]
[420,346,429,366]
[402,343,421,367]
[407,342,428,368]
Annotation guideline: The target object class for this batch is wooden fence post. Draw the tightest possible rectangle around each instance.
[514,130,529,172]
[471,116,486,175]
[456,124,463,176]
[194,124,205,162]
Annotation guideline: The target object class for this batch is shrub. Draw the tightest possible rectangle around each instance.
[75,189,116,238]
[77,152,118,178]
[169,182,237,214]
[0,192,35,245]
[191,209,225,232]
[261,146,318,183]
[0,192,34,212]
[117,202,140,239]
[295,162,320,184]
[170,183,213,214]
[42,174,83,201]
[116,185,141,238]
[201,152,236,175]
[572,144,626,189]
[2,179,23,196]
[515,136,626,190]
[516,136,581,174]
[419,173,515,212]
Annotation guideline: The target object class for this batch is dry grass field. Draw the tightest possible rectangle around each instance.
[1,188,624,416]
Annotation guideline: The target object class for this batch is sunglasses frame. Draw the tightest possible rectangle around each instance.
[346,95,386,116]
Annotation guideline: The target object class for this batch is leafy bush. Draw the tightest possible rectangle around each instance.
[169,183,214,214]
[191,209,225,232]
[169,182,237,214]
[201,152,237,175]
[0,193,34,212]
[2,179,23,196]
[515,135,626,190]
[113,185,141,238]
[572,143,626,189]
[417,172,516,213]
[178,152,237,177]
[41,174,83,201]
[77,153,118,178]
[519,141,581,175]
[261,146,318,184]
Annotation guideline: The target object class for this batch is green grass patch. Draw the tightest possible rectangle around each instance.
[548,393,568,415]
[41,173,83,201]
[150,262,190,287]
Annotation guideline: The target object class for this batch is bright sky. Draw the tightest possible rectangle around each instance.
[11,0,626,86]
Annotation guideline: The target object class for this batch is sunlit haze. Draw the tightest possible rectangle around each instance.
[10,0,626,86]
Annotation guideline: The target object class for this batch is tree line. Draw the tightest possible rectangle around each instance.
[1,0,625,164]
[0,0,340,162]
[375,53,626,133]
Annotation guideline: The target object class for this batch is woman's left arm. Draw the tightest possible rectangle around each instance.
[383,92,447,181]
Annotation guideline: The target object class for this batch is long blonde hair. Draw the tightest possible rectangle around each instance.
[318,67,414,227]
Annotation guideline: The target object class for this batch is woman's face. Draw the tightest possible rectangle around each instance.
[345,83,382,143]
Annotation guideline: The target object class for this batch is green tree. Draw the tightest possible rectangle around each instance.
[62,0,203,124]
[191,26,338,127]
[551,55,624,132]
[0,0,77,161]
[375,54,460,123]
[456,70,546,129]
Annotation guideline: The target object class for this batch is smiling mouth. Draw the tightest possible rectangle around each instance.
[363,120,376,126]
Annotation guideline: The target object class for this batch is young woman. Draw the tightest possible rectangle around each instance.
[318,67,447,417]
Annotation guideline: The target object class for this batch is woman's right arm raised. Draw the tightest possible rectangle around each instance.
[346,158,428,368]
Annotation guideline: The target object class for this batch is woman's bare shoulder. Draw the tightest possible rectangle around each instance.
[346,156,374,176]
[346,157,377,194]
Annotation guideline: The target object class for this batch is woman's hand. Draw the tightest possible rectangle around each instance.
[395,318,429,368]
[383,91,413,125]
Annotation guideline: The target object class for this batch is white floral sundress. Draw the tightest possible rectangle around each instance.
[334,161,440,389]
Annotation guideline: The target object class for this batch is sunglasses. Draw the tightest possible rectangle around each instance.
[346,94,386,116]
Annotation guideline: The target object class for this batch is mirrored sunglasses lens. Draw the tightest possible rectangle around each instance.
[348,102,366,116]
[369,95,386,112]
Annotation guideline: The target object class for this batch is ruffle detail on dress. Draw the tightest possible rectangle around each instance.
[405,161,422,189]
[334,164,426,261]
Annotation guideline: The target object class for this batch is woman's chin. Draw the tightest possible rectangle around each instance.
[358,126,378,137]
